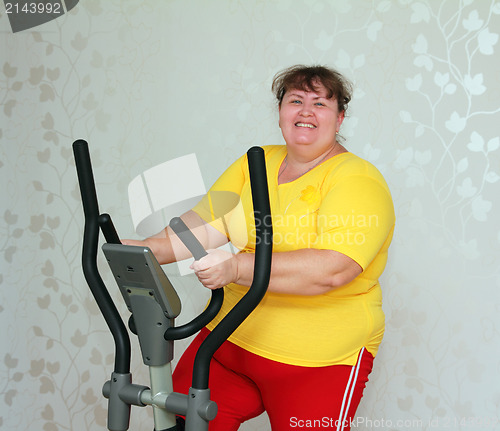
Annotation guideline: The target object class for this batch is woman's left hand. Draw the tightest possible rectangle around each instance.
[190,249,239,290]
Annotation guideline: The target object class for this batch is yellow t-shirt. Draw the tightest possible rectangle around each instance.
[193,145,395,367]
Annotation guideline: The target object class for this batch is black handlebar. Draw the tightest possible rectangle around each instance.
[191,146,273,389]
[169,217,208,260]
[98,213,121,245]
[164,217,224,341]
[72,139,131,374]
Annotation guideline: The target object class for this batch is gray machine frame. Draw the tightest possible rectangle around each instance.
[102,243,216,431]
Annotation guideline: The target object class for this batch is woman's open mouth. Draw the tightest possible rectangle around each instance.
[295,122,316,129]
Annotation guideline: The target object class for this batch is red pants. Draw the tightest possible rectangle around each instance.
[173,328,374,430]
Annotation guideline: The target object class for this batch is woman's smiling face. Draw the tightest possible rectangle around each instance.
[278,83,344,153]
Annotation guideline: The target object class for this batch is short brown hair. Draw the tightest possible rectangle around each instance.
[271,65,352,113]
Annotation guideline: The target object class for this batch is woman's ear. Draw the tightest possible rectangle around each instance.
[336,110,345,132]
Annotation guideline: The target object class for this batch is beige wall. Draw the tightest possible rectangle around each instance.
[1,1,499,430]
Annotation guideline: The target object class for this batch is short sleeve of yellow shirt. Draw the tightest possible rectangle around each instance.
[192,145,395,367]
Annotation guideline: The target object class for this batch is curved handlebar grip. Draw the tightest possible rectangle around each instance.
[191,146,272,390]
[166,217,223,341]
[164,289,223,341]
[169,217,208,261]
[72,139,131,374]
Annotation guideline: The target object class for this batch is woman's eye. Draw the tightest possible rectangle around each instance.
[291,100,301,104]
[315,102,325,106]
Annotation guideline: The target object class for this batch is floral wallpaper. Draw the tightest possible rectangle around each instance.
[1,1,499,430]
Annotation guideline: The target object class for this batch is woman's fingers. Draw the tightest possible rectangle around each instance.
[190,249,237,289]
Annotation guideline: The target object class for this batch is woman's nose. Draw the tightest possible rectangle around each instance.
[299,103,313,115]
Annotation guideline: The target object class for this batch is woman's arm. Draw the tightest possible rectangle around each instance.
[240,249,361,294]
[123,210,229,265]
[190,248,362,295]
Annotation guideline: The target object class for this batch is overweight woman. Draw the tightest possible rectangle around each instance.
[125,65,395,431]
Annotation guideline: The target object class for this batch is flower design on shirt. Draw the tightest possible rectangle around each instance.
[283,185,321,215]
[300,185,321,206]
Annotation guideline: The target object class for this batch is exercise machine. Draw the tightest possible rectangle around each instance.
[72,140,273,431]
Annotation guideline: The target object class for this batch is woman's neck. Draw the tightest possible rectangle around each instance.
[278,142,347,184]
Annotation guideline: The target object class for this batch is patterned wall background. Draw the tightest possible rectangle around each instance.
[1,1,499,430]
